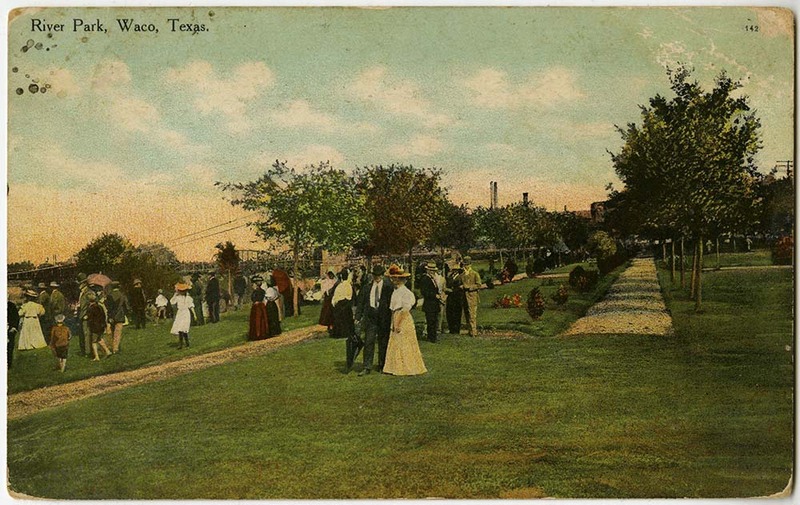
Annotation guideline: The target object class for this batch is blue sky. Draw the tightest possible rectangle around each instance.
[7,6,794,262]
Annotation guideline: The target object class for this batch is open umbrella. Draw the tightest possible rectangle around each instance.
[87,273,112,288]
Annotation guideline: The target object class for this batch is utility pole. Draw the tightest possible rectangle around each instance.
[776,160,793,179]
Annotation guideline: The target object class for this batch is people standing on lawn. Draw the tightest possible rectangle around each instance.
[417,261,444,343]
[383,264,426,376]
[155,289,169,322]
[129,279,147,329]
[190,273,205,326]
[48,281,67,333]
[7,299,20,368]
[318,269,337,330]
[248,276,270,340]
[233,272,247,311]
[332,268,361,372]
[445,261,464,334]
[205,272,221,323]
[86,292,112,360]
[37,282,51,341]
[49,314,71,372]
[272,268,296,317]
[105,281,130,354]
[77,273,93,356]
[459,256,482,337]
[18,290,47,350]
[354,264,393,375]
[265,286,282,337]
[171,283,197,349]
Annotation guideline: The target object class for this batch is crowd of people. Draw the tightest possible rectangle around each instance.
[312,255,484,377]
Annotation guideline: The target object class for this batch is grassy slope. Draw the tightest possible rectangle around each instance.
[7,262,793,499]
[8,304,322,394]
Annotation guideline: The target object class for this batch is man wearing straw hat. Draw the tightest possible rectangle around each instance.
[48,281,67,329]
[418,261,444,343]
[459,256,482,337]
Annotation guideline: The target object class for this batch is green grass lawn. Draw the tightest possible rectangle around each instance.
[662,248,774,270]
[7,262,792,499]
[8,303,321,394]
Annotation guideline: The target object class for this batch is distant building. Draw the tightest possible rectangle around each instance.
[573,210,592,220]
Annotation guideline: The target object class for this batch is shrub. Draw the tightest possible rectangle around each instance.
[492,293,522,308]
[525,258,536,278]
[773,236,793,265]
[551,284,569,305]
[568,265,586,288]
[504,259,518,279]
[527,288,546,320]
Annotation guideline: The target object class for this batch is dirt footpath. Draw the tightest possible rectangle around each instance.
[8,325,325,420]
[561,259,673,336]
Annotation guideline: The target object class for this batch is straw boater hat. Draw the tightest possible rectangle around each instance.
[37,282,46,289]
[175,282,191,292]
[49,281,59,287]
[425,261,437,271]
[386,264,411,279]
[24,289,38,299]
[133,279,142,286]
[55,314,66,323]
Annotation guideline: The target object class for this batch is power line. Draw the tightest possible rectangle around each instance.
[171,223,252,248]
[166,212,259,244]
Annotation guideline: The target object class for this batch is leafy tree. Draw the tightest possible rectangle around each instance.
[219,161,369,315]
[8,261,34,273]
[355,164,447,285]
[115,243,182,297]
[215,241,240,300]
[75,233,134,275]
[553,211,591,252]
[473,206,514,250]
[428,201,475,256]
[610,67,762,310]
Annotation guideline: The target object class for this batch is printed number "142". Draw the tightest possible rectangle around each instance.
[744,24,759,32]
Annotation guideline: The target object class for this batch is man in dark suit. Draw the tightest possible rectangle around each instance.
[418,261,444,343]
[205,272,221,323]
[7,300,20,369]
[355,265,393,375]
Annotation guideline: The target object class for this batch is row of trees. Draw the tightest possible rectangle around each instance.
[606,67,776,311]
[219,163,598,315]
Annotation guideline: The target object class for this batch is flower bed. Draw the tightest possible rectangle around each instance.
[492,293,522,308]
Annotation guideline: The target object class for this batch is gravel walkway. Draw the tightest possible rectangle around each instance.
[561,259,673,337]
[8,325,325,420]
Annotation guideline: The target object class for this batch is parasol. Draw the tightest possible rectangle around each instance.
[87,273,112,288]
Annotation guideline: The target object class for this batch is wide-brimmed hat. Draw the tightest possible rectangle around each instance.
[386,264,411,278]
[175,282,191,291]
[133,279,142,286]
[55,314,66,323]
[24,289,38,299]
[251,275,264,284]
[49,281,60,287]
[371,265,386,277]
[424,261,438,270]
[37,282,46,289]
[462,256,473,265]
[265,287,279,301]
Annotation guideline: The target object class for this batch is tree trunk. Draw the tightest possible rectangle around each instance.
[670,240,676,284]
[408,247,415,291]
[227,269,233,302]
[661,241,666,264]
[695,234,704,312]
[292,243,299,317]
[690,240,698,299]
[716,237,720,268]
[680,237,685,289]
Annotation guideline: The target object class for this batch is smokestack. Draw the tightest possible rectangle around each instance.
[489,181,494,208]
[522,192,529,206]
[493,181,498,208]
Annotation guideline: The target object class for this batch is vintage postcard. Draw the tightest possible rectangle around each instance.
[5,5,795,499]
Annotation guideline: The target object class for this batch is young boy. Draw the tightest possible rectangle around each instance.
[49,314,71,372]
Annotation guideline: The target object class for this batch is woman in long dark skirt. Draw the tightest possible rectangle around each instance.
[248,276,269,341]
[265,287,282,337]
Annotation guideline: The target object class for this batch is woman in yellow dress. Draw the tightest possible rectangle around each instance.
[383,265,427,376]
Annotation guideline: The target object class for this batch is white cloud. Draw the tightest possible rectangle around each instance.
[108,95,161,133]
[165,60,274,134]
[90,60,132,92]
[388,134,445,158]
[465,67,586,109]
[349,66,452,128]
[269,99,380,134]
[656,41,697,69]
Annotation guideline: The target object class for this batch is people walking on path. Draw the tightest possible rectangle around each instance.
[248,276,270,341]
[354,265,393,375]
[86,292,112,361]
[18,290,47,350]
[49,314,71,372]
[171,283,197,349]
[129,279,148,329]
[418,261,444,343]
[105,281,130,354]
[383,264,426,376]
[459,257,482,337]
[205,273,221,323]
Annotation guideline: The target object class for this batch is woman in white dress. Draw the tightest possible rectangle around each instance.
[171,283,196,349]
[18,290,47,350]
[383,265,427,376]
